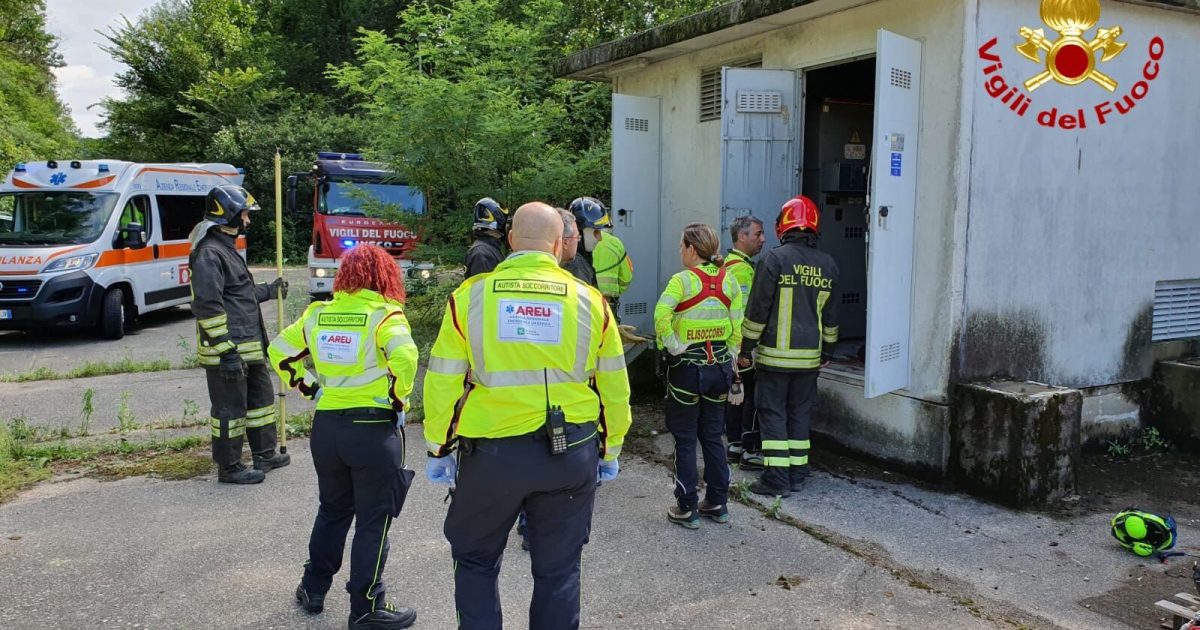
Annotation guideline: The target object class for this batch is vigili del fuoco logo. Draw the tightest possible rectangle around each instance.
[978,0,1165,129]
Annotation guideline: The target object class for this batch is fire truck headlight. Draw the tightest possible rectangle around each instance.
[313,267,336,279]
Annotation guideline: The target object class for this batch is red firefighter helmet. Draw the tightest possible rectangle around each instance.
[776,195,820,239]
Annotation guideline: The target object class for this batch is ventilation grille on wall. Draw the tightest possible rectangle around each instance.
[880,342,901,362]
[841,292,861,305]
[624,117,649,132]
[698,56,763,122]
[1153,279,1200,341]
[845,227,865,239]
[890,67,912,89]
[735,90,782,113]
[624,302,649,316]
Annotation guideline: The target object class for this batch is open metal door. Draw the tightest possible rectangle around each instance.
[721,69,799,252]
[865,30,922,398]
[611,94,661,337]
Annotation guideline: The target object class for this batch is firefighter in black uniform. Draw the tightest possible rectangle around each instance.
[188,184,290,484]
[740,195,840,497]
[464,197,508,278]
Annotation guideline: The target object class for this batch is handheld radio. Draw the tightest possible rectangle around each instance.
[544,368,567,455]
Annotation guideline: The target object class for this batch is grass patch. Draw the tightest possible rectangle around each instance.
[92,451,213,481]
[0,459,52,504]
[0,357,176,383]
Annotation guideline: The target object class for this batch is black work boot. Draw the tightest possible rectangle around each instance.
[790,468,810,492]
[213,435,263,484]
[254,451,291,472]
[218,463,265,484]
[295,583,325,614]
[349,602,417,629]
[749,469,791,498]
[248,425,289,472]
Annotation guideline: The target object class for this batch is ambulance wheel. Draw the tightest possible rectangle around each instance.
[100,287,128,340]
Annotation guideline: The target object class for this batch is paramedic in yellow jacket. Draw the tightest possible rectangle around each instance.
[570,197,632,308]
[268,244,420,630]
[423,202,632,630]
[654,223,744,529]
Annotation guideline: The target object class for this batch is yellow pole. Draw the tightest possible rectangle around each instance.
[274,148,288,455]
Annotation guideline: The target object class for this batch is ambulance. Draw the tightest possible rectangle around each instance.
[0,159,247,339]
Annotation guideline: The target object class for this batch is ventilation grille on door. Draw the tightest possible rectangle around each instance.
[1153,279,1200,341]
[624,117,649,132]
[698,56,763,122]
[736,90,782,113]
[880,342,901,362]
[624,302,649,316]
[845,227,865,239]
[890,67,912,89]
[841,292,861,305]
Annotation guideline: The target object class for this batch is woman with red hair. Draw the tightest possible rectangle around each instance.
[268,244,420,630]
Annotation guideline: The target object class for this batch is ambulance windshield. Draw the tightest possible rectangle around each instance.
[0,191,120,246]
[319,181,425,217]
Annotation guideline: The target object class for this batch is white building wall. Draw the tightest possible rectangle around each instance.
[616,0,969,405]
[960,0,1200,389]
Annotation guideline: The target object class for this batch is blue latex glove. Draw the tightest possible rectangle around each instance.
[426,455,457,487]
[598,458,619,482]
[394,410,406,429]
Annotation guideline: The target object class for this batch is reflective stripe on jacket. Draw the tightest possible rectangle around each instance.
[654,262,744,357]
[423,251,632,460]
[268,289,418,412]
[189,229,272,366]
[592,233,633,298]
[741,234,840,371]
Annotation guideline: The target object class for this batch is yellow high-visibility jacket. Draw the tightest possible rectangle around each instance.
[654,262,744,356]
[268,289,418,412]
[593,232,633,299]
[423,251,632,461]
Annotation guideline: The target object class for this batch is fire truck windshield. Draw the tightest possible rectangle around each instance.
[319,181,424,217]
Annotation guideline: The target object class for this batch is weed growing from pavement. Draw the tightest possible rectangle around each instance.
[116,392,138,433]
[182,399,199,426]
[1106,426,1174,460]
[0,357,176,382]
[177,334,202,369]
[79,389,96,436]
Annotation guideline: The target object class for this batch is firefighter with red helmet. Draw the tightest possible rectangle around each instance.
[740,196,840,497]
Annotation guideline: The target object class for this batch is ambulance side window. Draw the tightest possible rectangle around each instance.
[117,196,152,233]
[158,195,207,241]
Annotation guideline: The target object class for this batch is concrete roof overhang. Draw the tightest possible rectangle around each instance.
[552,0,1200,82]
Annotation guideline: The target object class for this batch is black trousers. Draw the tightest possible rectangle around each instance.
[724,367,760,453]
[302,409,413,617]
[665,360,732,512]
[444,422,599,630]
[205,362,277,469]
[755,369,818,490]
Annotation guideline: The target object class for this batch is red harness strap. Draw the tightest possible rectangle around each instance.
[673,266,731,312]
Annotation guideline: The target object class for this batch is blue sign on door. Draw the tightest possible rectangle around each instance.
[890,152,902,177]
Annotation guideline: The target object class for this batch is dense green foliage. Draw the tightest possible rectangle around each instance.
[0,0,78,170]
[88,0,725,262]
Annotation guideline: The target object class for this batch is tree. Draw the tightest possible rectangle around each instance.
[0,0,76,171]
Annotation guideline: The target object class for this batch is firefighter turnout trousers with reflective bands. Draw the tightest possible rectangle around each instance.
[303,408,414,617]
[205,363,277,470]
[755,369,818,490]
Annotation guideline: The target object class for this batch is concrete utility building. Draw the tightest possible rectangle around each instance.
[555,0,1200,503]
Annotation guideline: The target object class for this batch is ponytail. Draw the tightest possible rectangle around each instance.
[682,223,722,266]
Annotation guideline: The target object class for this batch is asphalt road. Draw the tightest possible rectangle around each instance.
[0,436,997,630]
[0,267,308,380]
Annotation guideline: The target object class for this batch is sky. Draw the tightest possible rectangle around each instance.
[46,0,161,138]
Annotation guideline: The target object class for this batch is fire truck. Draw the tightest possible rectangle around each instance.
[286,152,432,299]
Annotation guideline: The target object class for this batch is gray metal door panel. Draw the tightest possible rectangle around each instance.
[721,68,800,253]
[865,30,922,398]
[611,94,661,336]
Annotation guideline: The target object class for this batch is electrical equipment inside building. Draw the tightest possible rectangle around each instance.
[801,58,876,369]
